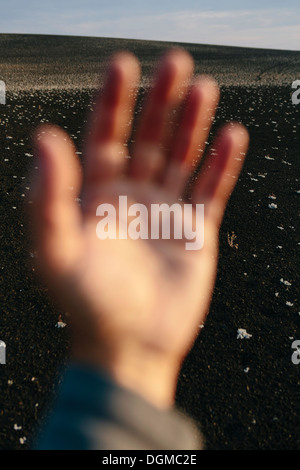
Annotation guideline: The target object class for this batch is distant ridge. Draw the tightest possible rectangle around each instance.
[1,33,299,91]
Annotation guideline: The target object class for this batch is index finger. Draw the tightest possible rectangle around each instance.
[83,52,141,188]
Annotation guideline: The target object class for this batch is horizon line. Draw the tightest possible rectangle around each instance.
[0,31,299,54]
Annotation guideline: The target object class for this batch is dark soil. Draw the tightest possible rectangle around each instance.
[0,34,299,450]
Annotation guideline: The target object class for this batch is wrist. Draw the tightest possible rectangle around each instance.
[72,339,181,409]
[110,349,180,409]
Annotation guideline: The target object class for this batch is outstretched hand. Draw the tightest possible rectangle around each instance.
[31,49,249,409]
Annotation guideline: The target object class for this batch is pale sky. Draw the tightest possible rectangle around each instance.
[0,0,299,50]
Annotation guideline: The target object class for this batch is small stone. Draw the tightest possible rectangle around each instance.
[237,328,252,339]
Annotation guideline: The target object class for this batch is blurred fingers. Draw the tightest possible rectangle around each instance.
[31,125,83,277]
[163,76,220,198]
[84,52,141,188]
[130,49,194,182]
[192,122,249,228]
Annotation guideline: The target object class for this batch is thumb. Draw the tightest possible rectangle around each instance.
[30,124,83,280]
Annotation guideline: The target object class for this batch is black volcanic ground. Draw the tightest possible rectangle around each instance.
[0,34,299,450]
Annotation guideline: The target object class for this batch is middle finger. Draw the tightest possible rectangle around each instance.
[130,49,194,183]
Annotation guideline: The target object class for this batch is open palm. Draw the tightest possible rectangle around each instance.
[31,49,249,408]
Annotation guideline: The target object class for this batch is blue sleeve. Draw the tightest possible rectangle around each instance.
[35,363,203,450]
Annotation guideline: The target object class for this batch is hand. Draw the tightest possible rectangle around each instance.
[31,49,249,409]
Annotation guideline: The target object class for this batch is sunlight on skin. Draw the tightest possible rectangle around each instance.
[31,49,249,409]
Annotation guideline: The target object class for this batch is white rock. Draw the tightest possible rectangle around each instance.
[280,278,291,286]
[237,328,252,339]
